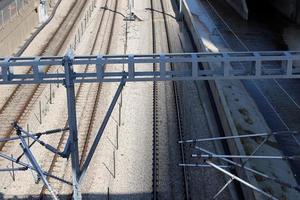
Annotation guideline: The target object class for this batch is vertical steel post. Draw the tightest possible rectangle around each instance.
[63,54,82,200]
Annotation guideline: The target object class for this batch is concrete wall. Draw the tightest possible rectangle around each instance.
[226,0,300,24]
[180,1,256,199]
[0,0,39,56]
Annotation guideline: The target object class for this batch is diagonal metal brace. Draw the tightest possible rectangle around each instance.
[206,160,279,200]
[0,127,69,143]
[13,124,66,158]
[79,77,126,184]
[195,146,300,192]
[0,151,71,185]
[0,167,28,172]
[16,127,59,200]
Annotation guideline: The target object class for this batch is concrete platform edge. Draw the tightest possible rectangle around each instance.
[180,1,258,199]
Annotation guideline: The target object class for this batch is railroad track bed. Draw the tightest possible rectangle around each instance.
[41,0,118,198]
[150,0,209,199]
[1,0,291,199]
[0,0,98,128]
[0,0,239,199]
[0,0,117,198]
[0,0,95,144]
[151,0,245,199]
[181,0,300,199]
[0,0,78,108]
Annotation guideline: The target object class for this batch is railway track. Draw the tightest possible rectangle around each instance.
[150,0,189,199]
[0,0,93,151]
[39,0,119,198]
[203,0,300,189]
[179,0,300,198]
[201,0,300,132]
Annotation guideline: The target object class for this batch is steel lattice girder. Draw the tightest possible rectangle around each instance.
[1,51,300,200]
[0,51,300,84]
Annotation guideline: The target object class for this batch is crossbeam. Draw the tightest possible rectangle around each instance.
[1,51,300,200]
[0,51,300,84]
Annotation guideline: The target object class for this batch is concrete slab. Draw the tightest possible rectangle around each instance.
[183,0,300,199]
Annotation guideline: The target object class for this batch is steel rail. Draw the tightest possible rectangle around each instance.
[202,0,300,195]
[151,0,190,198]
[0,0,82,117]
[15,0,63,56]
[150,0,159,198]
[160,0,190,199]
[39,0,117,198]
[79,0,118,167]
[0,0,93,153]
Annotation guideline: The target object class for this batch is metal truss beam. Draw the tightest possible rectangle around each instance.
[1,51,300,200]
[0,51,300,85]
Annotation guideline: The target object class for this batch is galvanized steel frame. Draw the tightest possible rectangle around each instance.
[0,51,300,85]
[0,51,300,199]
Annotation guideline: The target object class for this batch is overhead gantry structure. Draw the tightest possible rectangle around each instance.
[0,51,300,200]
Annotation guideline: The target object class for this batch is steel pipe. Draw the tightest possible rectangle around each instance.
[195,146,300,191]
[179,131,298,144]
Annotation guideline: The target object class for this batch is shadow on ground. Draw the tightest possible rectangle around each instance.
[0,192,152,200]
